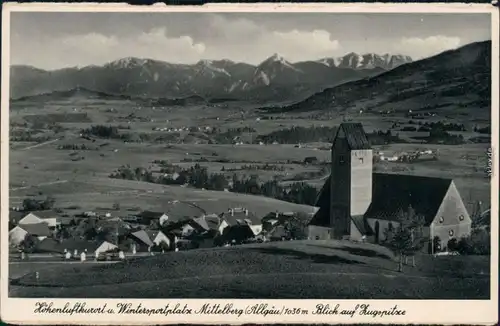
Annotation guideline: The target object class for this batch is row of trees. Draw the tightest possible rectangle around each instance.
[417,121,467,132]
[256,126,337,144]
[109,164,319,206]
[81,125,122,139]
[366,130,404,145]
[22,197,56,211]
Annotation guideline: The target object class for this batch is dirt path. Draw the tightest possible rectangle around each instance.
[20,138,60,151]
[9,179,68,191]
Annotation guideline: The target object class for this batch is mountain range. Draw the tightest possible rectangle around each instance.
[262,41,491,118]
[10,52,412,102]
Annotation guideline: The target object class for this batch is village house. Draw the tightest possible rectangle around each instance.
[217,208,263,244]
[150,230,177,250]
[308,123,472,254]
[129,230,155,251]
[10,210,60,230]
[9,222,52,246]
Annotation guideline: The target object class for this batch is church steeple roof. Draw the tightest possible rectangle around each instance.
[332,123,371,150]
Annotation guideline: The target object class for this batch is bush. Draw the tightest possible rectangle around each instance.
[456,229,490,255]
[22,196,56,211]
[447,238,458,252]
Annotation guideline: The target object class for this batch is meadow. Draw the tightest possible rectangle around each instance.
[10,240,490,299]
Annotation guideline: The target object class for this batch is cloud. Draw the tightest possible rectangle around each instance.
[395,35,462,59]
[12,28,207,69]
[61,33,119,49]
[202,15,342,63]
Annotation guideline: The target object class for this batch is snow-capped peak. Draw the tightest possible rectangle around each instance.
[259,53,292,66]
[195,59,231,77]
[258,53,300,72]
[105,57,148,69]
[269,53,285,62]
[317,57,342,67]
[319,52,413,70]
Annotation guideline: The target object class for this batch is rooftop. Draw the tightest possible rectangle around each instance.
[333,123,371,150]
[310,173,453,227]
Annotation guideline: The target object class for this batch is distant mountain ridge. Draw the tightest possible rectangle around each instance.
[262,41,491,118]
[10,51,412,102]
[11,86,213,107]
[317,53,412,70]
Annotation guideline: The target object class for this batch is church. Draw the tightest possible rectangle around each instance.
[307,123,472,253]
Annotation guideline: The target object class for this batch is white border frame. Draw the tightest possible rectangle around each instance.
[1,3,498,325]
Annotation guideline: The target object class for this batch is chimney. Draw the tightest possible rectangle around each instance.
[245,209,249,216]
[231,209,234,216]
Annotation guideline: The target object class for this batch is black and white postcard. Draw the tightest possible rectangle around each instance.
[1,3,498,325]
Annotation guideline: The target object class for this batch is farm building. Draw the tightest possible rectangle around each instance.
[9,222,52,246]
[9,210,60,229]
[308,122,472,254]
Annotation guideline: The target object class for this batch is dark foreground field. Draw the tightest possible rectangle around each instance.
[10,240,490,299]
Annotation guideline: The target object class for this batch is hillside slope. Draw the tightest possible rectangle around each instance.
[264,41,491,119]
[11,240,489,299]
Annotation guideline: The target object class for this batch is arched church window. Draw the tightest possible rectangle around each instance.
[339,155,345,165]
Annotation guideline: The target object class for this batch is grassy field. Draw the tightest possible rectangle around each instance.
[10,240,490,299]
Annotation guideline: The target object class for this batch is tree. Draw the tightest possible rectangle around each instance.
[384,205,426,272]
[283,212,309,240]
[457,229,490,255]
[41,196,56,210]
[20,234,39,253]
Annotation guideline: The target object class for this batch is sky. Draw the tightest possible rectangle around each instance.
[10,12,491,70]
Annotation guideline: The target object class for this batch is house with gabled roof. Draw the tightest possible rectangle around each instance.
[308,123,472,254]
[10,210,60,230]
[217,208,263,244]
[130,230,154,249]
[9,222,53,245]
[9,226,29,246]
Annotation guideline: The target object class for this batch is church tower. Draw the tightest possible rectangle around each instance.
[329,123,373,239]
